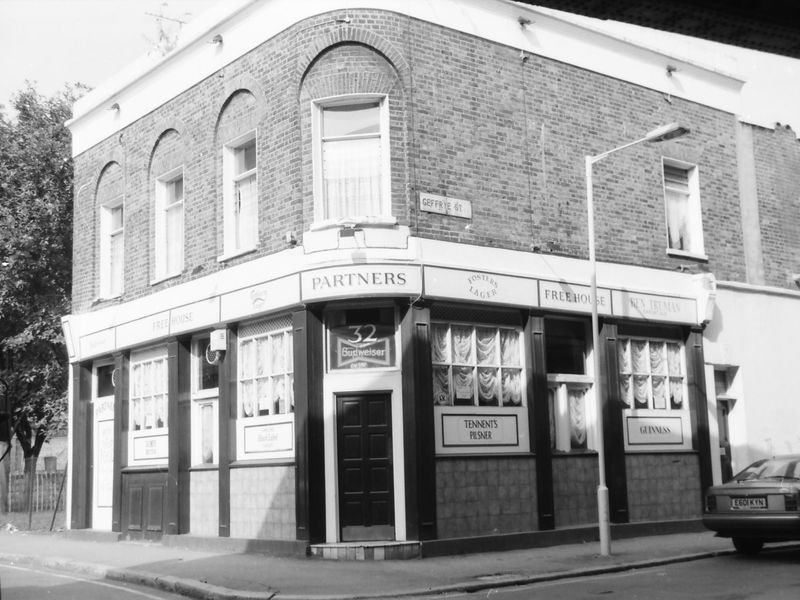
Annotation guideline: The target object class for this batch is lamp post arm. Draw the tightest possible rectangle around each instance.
[588,135,649,165]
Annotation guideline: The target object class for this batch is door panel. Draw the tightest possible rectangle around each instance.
[337,393,394,541]
[121,472,166,539]
[127,486,143,531]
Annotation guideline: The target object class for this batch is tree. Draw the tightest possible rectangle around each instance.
[0,82,87,512]
[144,2,191,57]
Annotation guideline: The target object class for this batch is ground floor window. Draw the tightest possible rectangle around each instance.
[618,337,685,410]
[548,378,592,452]
[431,322,524,407]
[128,346,169,466]
[191,335,219,466]
[618,335,692,452]
[545,318,594,452]
[431,318,529,455]
[236,316,294,461]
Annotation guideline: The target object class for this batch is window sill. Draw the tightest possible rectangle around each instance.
[92,293,122,305]
[552,449,598,457]
[217,246,258,263]
[309,215,398,232]
[150,271,182,286]
[189,463,219,472]
[121,465,168,473]
[230,458,296,468]
[666,248,708,262]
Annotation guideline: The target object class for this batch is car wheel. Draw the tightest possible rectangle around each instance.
[732,538,763,555]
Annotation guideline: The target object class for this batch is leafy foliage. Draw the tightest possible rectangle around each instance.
[0,82,88,466]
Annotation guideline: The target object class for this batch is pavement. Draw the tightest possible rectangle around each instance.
[0,527,762,600]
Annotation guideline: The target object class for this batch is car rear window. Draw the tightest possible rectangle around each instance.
[735,458,800,481]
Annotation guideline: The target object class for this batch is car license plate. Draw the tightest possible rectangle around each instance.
[731,496,767,510]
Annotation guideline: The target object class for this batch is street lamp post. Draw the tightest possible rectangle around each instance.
[585,123,689,557]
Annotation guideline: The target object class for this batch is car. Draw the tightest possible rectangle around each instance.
[703,454,800,554]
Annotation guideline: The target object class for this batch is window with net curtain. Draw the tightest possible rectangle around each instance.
[223,134,257,255]
[191,335,219,466]
[546,318,591,452]
[618,337,685,410]
[663,161,703,256]
[431,323,524,407]
[155,171,184,280]
[100,199,124,297]
[238,323,294,418]
[320,101,384,220]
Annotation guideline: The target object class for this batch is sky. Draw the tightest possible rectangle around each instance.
[0,0,798,132]
[0,0,218,109]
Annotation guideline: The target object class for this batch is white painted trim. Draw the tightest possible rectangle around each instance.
[704,363,722,485]
[65,369,74,529]
[68,0,744,156]
[323,371,406,543]
[716,279,800,299]
[64,236,711,362]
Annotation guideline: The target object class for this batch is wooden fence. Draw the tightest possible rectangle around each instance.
[7,471,66,512]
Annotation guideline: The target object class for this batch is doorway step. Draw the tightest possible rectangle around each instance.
[309,541,420,560]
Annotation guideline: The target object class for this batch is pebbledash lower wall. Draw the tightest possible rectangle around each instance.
[435,457,538,539]
[229,465,296,540]
[552,454,599,528]
[190,469,219,537]
[625,453,702,521]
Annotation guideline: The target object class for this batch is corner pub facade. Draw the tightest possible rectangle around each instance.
[63,0,744,556]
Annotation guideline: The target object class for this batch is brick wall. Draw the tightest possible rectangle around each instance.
[752,124,800,288]
[625,453,702,521]
[70,9,752,314]
[435,456,538,538]
[229,465,295,540]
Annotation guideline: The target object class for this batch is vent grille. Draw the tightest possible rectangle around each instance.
[431,303,522,327]
[239,314,292,339]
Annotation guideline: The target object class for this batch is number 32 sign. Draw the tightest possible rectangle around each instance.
[329,322,396,370]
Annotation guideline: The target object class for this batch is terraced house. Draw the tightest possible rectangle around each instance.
[62,0,800,557]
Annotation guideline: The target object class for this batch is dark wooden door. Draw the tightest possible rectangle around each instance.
[121,471,166,540]
[337,393,394,541]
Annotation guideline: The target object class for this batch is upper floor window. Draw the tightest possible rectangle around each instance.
[154,169,184,281]
[662,160,705,258]
[222,132,257,258]
[99,198,124,298]
[313,97,391,224]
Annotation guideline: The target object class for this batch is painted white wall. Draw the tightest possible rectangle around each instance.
[704,283,800,471]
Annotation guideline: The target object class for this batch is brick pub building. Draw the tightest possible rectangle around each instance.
[62,0,796,557]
